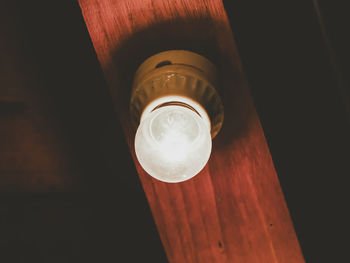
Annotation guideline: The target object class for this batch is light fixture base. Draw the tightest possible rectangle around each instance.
[130,50,224,138]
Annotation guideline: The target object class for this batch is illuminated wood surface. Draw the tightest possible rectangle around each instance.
[78,0,305,262]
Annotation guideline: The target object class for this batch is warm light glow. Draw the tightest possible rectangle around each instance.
[135,101,212,183]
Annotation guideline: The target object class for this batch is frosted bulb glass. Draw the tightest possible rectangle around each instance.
[135,105,212,183]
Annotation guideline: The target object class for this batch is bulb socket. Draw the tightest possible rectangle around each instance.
[130,50,224,138]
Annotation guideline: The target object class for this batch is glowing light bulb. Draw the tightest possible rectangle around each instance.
[130,50,224,183]
[135,102,212,183]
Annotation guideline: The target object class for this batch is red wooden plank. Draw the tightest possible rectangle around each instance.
[78,0,305,262]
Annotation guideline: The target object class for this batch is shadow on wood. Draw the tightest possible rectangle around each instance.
[109,17,253,151]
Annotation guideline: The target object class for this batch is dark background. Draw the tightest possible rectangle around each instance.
[223,1,350,262]
[1,0,349,262]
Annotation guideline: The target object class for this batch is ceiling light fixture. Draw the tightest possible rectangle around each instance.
[130,50,223,183]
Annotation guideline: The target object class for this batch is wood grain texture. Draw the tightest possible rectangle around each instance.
[78,0,305,262]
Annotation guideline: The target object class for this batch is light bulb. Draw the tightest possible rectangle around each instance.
[130,50,224,183]
[135,102,212,183]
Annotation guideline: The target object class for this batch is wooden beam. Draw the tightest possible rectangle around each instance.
[78,0,305,262]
